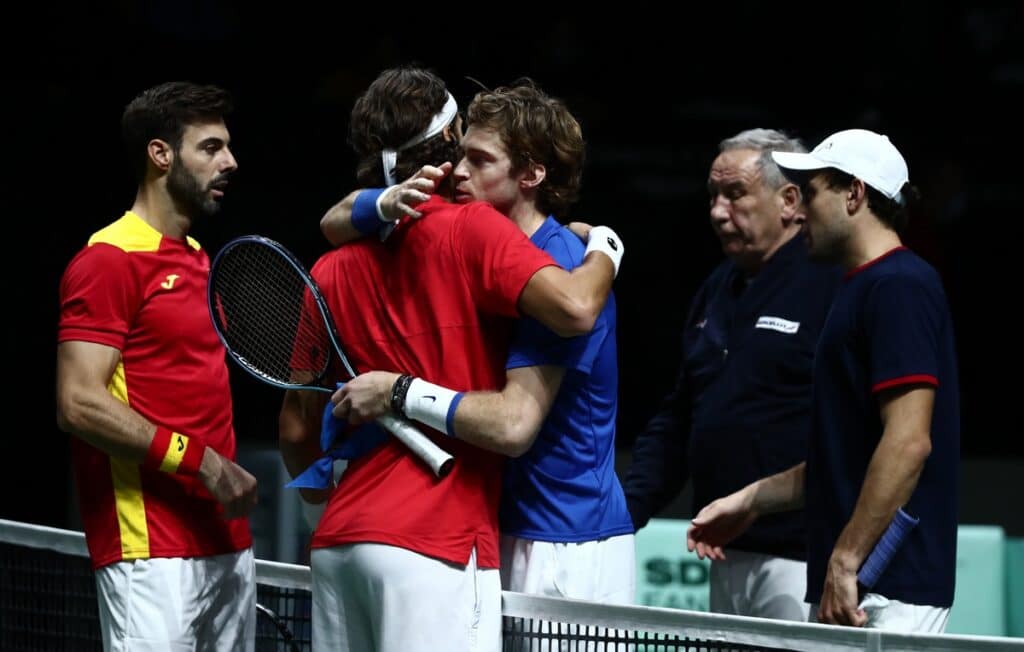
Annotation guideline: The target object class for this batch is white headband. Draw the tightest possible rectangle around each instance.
[381,92,459,186]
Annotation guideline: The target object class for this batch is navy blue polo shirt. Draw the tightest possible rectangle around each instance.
[626,235,841,560]
[805,247,959,607]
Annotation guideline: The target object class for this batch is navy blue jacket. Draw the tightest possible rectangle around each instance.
[624,236,841,560]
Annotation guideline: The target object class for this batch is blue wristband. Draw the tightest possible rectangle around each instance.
[351,188,387,235]
[445,392,465,437]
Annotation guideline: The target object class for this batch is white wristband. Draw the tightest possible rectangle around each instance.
[403,378,464,436]
[585,225,624,277]
[376,185,400,223]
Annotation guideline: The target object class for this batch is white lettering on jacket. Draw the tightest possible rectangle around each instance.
[755,316,800,334]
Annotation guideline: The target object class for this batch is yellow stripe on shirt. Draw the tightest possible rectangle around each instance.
[107,361,150,559]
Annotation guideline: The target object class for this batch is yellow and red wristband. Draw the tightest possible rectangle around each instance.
[144,426,206,477]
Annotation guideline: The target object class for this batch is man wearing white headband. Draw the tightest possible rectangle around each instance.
[686,129,960,634]
[330,78,635,608]
[280,67,622,652]
[380,92,458,187]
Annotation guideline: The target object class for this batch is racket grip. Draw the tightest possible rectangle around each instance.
[376,414,455,478]
[857,507,919,589]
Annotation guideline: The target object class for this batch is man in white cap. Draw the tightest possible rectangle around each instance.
[685,129,960,633]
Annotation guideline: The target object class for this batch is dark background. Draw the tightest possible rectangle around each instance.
[7,2,1023,529]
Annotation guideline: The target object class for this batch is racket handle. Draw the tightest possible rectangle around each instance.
[376,414,455,478]
[857,507,919,589]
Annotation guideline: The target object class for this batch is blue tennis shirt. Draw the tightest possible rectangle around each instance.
[499,217,633,542]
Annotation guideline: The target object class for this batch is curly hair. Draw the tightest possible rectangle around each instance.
[466,79,584,218]
[349,66,460,191]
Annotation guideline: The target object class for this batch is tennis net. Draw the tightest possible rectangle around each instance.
[2,518,1020,651]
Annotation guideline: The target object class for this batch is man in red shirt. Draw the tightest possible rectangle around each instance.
[278,67,623,652]
[56,81,258,651]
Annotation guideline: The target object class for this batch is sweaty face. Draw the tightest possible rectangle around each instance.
[707,149,788,269]
[452,126,522,216]
[167,120,237,218]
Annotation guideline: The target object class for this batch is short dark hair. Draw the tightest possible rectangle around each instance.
[121,81,234,183]
[348,66,457,188]
[815,168,919,233]
[466,79,584,218]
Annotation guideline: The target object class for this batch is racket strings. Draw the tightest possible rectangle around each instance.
[211,242,332,386]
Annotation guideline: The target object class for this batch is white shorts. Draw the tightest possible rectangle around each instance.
[95,547,255,652]
[709,549,810,621]
[311,543,500,652]
[500,533,635,604]
[810,593,950,633]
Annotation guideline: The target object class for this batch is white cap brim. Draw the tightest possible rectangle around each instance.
[771,151,828,171]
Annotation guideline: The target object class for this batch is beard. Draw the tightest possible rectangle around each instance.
[806,227,843,264]
[167,158,222,218]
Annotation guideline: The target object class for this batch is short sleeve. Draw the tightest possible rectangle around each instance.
[505,228,603,373]
[864,275,942,392]
[58,244,142,350]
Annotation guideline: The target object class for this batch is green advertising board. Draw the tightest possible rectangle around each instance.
[634,518,1013,637]
[634,518,709,611]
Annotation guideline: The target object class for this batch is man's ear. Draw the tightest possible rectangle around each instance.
[847,178,868,214]
[519,161,547,190]
[148,139,173,172]
[443,114,463,142]
[779,183,801,225]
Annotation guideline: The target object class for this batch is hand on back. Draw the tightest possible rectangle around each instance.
[381,162,453,220]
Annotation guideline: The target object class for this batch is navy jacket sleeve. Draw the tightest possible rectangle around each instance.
[623,340,692,531]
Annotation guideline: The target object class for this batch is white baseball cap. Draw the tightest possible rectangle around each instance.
[771,129,909,201]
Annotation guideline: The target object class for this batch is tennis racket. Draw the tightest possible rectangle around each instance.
[857,507,919,589]
[207,235,454,478]
[255,602,301,652]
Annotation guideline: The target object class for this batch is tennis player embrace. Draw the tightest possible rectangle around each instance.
[326,79,636,606]
[279,67,624,652]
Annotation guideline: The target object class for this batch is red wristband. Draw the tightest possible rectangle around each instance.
[144,426,206,477]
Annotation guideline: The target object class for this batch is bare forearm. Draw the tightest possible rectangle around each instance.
[320,190,362,246]
[750,462,806,515]
[519,255,614,337]
[453,392,541,457]
[57,342,158,460]
[333,366,559,458]
[451,364,561,456]
[831,387,934,569]
[564,253,615,329]
[61,402,153,461]
[57,387,158,461]
[833,429,930,567]
[278,390,328,479]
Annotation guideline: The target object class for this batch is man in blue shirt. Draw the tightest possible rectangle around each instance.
[687,129,959,633]
[325,80,635,604]
[624,129,841,621]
